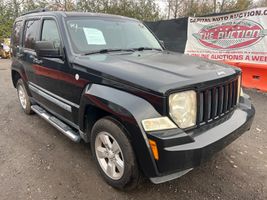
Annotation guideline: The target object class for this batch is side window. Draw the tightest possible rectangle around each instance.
[41,20,61,48]
[23,20,39,50]
[12,21,22,47]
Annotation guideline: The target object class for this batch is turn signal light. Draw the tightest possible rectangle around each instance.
[142,117,177,132]
[149,139,159,160]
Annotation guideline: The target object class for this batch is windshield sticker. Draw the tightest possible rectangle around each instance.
[83,28,106,45]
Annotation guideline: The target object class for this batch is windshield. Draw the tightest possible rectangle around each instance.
[65,17,162,54]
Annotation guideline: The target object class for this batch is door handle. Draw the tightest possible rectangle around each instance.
[32,57,43,65]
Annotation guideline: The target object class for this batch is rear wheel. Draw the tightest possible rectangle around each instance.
[91,117,140,190]
[16,79,33,115]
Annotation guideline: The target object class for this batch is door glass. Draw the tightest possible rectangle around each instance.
[23,20,39,50]
[41,20,61,48]
[12,21,22,47]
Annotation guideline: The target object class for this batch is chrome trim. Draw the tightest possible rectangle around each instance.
[29,82,80,109]
[31,105,80,143]
[29,84,72,112]
[31,97,79,129]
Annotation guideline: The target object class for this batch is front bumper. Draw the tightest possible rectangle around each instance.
[148,95,255,183]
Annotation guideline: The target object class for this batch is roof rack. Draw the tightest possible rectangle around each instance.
[21,8,49,16]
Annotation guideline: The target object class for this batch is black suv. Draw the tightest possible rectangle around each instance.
[11,10,255,190]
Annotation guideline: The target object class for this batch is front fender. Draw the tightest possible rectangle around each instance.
[79,84,162,177]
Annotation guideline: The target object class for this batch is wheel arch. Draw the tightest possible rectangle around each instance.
[11,58,28,86]
[78,84,162,178]
[11,70,22,88]
[11,69,32,97]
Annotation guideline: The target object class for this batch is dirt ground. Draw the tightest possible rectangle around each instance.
[0,59,266,200]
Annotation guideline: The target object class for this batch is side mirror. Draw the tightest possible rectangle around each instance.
[159,40,165,48]
[35,41,62,58]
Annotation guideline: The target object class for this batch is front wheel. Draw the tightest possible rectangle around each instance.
[91,117,140,190]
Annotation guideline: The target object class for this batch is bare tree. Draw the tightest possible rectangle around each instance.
[166,0,253,18]
[166,0,191,19]
[257,0,267,6]
[12,0,21,17]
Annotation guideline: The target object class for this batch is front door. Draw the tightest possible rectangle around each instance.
[27,18,76,126]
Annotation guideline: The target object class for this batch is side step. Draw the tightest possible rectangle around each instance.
[31,105,81,143]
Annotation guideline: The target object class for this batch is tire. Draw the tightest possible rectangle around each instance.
[91,117,140,190]
[16,79,33,115]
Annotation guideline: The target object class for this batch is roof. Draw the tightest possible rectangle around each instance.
[17,10,137,21]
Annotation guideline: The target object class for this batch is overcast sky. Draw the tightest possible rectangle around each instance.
[156,0,167,12]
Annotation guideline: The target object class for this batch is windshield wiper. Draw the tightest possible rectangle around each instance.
[83,48,135,55]
[83,47,162,56]
[132,47,163,51]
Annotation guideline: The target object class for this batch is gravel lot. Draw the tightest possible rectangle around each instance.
[0,59,266,200]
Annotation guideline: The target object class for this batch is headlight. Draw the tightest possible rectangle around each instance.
[169,90,197,129]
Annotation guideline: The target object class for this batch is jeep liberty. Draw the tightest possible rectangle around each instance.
[11,10,255,190]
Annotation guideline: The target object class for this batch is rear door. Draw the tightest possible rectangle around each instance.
[21,18,41,84]
[11,20,22,57]
[11,20,23,74]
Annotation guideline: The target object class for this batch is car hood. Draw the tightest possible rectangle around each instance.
[73,51,239,95]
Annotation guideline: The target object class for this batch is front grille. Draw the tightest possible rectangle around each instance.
[197,77,239,126]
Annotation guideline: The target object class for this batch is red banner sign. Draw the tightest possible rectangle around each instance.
[185,8,267,64]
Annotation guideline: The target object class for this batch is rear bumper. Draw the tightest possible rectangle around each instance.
[148,95,255,183]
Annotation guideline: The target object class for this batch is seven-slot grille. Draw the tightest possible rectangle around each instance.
[197,77,239,126]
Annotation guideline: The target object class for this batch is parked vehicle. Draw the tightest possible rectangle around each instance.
[11,10,255,190]
[0,38,11,59]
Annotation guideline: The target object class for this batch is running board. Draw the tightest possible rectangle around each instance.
[31,105,81,143]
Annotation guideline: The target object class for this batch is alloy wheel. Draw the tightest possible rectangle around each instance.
[18,85,27,109]
[95,131,125,180]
